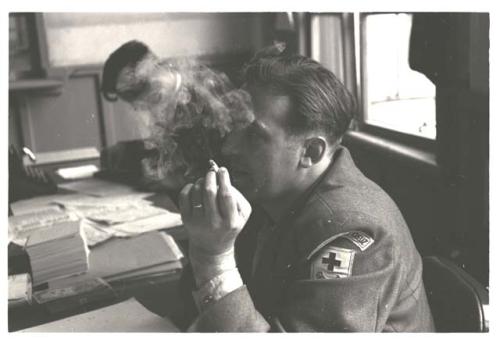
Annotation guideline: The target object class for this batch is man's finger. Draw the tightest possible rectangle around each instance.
[203,170,218,220]
[231,186,252,218]
[217,167,237,220]
[179,183,193,217]
[191,178,204,216]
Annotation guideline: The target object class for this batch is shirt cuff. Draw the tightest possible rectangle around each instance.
[192,268,243,311]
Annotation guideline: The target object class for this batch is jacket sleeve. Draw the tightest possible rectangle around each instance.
[188,285,270,332]
[276,228,402,332]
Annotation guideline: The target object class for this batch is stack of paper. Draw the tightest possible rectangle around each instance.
[53,193,182,241]
[9,182,182,248]
[8,206,79,246]
[33,231,184,304]
[26,220,90,287]
[8,273,32,307]
[100,232,184,284]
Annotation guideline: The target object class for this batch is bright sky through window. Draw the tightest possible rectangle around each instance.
[364,14,436,139]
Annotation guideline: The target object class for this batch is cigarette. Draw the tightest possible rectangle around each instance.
[208,159,219,172]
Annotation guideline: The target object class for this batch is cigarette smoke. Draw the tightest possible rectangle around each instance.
[102,40,255,187]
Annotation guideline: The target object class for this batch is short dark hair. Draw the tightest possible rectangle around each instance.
[242,50,356,143]
[101,40,150,102]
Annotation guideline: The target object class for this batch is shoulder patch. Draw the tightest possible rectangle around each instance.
[339,231,374,251]
[310,245,355,280]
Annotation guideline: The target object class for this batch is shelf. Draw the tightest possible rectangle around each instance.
[9,79,63,92]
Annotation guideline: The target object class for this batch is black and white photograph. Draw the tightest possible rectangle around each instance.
[5,0,493,334]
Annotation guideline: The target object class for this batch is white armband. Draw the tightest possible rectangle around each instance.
[192,268,243,311]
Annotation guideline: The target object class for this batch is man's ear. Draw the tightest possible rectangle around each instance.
[299,137,328,168]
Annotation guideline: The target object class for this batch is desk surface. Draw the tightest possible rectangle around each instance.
[21,298,179,332]
[8,177,186,332]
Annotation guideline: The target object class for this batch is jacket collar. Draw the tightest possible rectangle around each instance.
[276,145,358,230]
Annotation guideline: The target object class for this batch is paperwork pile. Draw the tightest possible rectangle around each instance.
[9,178,185,306]
[8,205,78,247]
[26,220,89,286]
[33,231,184,304]
[8,273,32,307]
[9,189,182,248]
[56,195,182,245]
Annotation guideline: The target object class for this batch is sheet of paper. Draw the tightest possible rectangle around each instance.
[56,164,99,180]
[10,178,179,247]
[106,262,183,283]
[81,221,114,247]
[9,273,32,306]
[8,209,79,246]
[109,212,182,235]
[85,203,167,225]
[89,232,183,279]
[52,192,153,208]
[26,220,81,247]
[58,178,139,197]
[9,193,84,216]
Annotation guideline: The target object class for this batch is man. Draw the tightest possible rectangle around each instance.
[177,47,435,332]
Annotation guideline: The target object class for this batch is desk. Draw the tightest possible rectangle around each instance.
[20,298,179,332]
[8,177,187,332]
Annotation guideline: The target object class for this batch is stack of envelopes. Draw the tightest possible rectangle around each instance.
[26,220,89,287]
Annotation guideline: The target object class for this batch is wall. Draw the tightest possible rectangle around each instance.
[10,13,275,153]
[42,13,267,67]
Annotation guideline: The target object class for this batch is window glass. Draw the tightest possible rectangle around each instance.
[363,13,436,139]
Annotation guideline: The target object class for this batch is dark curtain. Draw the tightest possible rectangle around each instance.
[409,13,489,285]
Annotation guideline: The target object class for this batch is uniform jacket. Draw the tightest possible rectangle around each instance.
[185,146,435,332]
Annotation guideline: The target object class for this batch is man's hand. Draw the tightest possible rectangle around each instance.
[179,166,251,285]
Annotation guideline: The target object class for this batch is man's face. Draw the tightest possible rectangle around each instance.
[222,86,303,203]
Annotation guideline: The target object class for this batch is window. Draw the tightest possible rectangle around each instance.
[360,13,436,140]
